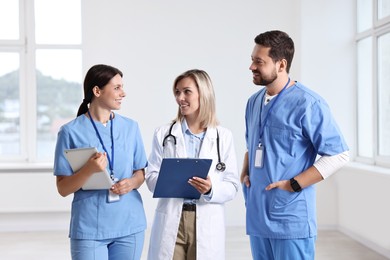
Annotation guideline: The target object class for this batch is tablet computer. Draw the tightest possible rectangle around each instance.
[64,147,113,190]
[153,158,212,199]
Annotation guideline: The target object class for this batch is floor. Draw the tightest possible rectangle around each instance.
[0,227,387,260]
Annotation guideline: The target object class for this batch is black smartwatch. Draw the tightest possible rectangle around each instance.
[290,178,302,192]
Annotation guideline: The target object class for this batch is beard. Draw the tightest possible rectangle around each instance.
[253,69,278,86]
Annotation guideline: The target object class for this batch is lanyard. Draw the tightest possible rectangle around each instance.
[258,78,291,144]
[87,110,115,179]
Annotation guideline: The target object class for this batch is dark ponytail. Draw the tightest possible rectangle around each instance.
[76,64,123,117]
[76,98,91,117]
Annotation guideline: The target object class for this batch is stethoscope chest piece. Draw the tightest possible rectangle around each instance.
[216,162,226,172]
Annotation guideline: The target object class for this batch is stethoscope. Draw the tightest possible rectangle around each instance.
[162,121,226,172]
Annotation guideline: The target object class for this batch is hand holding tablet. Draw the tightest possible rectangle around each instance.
[64,147,114,190]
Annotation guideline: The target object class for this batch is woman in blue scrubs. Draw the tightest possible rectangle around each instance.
[53,64,148,260]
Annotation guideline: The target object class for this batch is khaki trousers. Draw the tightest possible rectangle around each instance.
[173,210,196,260]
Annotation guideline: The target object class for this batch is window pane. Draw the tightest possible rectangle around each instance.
[36,49,82,161]
[357,37,374,157]
[357,0,372,32]
[35,0,81,44]
[0,53,20,157]
[378,33,390,156]
[378,0,390,19]
[0,0,19,39]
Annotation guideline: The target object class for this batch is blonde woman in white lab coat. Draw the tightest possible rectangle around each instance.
[146,69,239,260]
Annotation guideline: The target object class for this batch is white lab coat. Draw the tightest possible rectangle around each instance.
[146,121,239,260]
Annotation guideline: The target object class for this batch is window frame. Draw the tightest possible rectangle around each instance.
[0,0,82,166]
[356,0,390,168]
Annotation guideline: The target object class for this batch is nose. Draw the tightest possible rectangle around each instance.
[249,62,256,71]
[121,89,126,97]
[176,92,185,101]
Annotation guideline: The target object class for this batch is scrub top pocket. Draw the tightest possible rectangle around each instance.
[268,188,307,223]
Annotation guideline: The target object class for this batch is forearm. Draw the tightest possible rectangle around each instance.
[293,151,349,189]
[240,151,249,183]
[293,166,324,189]
[131,169,145,190]
[56,167,94,197]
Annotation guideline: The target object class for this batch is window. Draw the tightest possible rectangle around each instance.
[377,32,390,157]
[356,0,390,167]
[0,0,82,164]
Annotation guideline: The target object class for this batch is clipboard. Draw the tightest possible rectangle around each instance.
[64,147,113,190]
[153,158,212,199]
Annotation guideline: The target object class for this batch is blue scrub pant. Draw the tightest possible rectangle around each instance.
[70,231,145,260]
[249,235,316,260]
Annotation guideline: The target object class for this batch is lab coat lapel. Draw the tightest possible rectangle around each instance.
[171,122,187,158]
[198,127,217,159]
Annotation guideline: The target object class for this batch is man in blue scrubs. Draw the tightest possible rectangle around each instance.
[241,30,349,260]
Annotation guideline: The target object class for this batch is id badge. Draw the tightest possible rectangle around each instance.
[107,177,120,203]
[254,144,264,168]
[108,190,120,203]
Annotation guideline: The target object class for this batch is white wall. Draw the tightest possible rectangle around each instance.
[1,0,390,258]
[0,0,300,225]
[81,0,301,227]
[299,0,356,227]
[299,0,390,257]
[337,164,390,258]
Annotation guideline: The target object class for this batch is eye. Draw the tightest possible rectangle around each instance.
[252,59,263,65]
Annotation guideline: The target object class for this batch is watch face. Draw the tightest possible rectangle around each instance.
[290,178,302,192]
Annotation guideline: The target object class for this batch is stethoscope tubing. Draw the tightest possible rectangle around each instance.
[162,121,226,172]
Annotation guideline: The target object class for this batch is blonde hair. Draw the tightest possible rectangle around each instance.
[172,69,218,128]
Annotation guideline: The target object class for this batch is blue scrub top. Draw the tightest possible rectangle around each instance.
[244,82,348,239]
[54,113,148,240]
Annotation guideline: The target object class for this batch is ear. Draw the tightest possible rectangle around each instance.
[278,59,288,72]
[92,86,100,97]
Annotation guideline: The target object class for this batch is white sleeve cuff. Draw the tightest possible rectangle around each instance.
[313,151,350,179]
